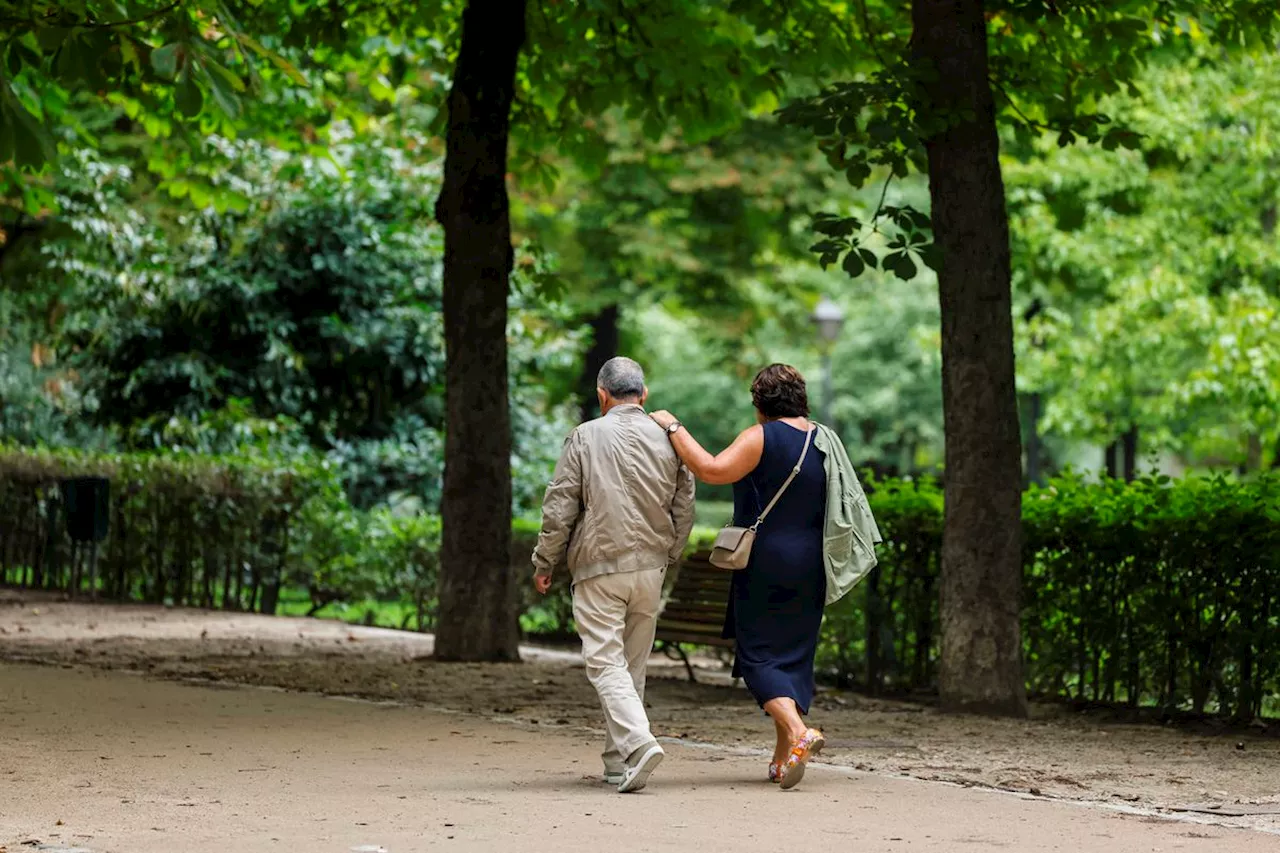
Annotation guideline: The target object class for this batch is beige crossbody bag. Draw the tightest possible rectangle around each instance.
[709,424,815,570]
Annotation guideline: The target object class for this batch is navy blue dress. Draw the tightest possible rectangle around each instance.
[723,420,827,714]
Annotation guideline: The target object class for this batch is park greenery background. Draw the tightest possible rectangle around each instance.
[1,1,1279,720]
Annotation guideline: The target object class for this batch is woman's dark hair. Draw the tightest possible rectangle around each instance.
[751,364,810,419]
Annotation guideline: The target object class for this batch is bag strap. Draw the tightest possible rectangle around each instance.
[750,423,815,532]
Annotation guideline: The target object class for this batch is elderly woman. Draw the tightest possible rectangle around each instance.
[651,364,879,790]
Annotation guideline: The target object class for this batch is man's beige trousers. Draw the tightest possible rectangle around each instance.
[572,567,664,772]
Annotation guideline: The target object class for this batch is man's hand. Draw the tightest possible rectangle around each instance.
[650,410,678,430]
[534,574,553,595]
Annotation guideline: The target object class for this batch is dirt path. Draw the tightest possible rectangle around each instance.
[3,662,1279,853]
[3,590,1280,844]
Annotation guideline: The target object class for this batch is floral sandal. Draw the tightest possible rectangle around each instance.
[768,761,783,783]
[778,728,825,791]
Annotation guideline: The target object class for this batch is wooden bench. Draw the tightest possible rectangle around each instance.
[654,551,734,682]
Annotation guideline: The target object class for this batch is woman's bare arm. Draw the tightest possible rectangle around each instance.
[651,411,763,485]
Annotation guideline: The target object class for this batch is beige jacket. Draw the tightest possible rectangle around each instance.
[532,405,696,585]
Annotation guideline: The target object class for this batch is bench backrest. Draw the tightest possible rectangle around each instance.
[655,551,734,648]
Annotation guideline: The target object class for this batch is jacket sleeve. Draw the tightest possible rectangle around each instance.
[532,431,584,578]
[668,462,696,566]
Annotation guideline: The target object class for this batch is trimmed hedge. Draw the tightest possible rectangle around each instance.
[0,446,629,633]
[0,445,457,628]
[0,446,325,612]
[1022,472,1280,719]
[822,472,1280,719]
[4,444,1278,718]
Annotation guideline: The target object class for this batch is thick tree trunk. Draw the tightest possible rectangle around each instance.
[432,0,526,662]
[912,0,1027,716]
[577,304,620,423]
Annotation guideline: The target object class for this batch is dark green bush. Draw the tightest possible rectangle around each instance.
[817,471,1280,719]
[1021,472,1280,719]
[0,444,335,612]
[818,476,942,691]
[0,446,552,635]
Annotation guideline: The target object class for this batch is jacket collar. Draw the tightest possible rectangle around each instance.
[605,403,647,418]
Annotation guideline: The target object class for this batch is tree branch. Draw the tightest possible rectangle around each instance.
[989,75,1052,132]
[12,1,183,31]
[869,171,894,232]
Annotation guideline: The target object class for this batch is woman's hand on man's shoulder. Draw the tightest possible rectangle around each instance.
[649,410,678,430]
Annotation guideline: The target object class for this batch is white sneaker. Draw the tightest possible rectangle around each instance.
[617,742,664,794]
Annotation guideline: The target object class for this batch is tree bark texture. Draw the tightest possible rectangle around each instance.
[912,0,1027,716]
[432,0,526,661]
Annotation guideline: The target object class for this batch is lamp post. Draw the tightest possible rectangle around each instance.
[811,296,846,425]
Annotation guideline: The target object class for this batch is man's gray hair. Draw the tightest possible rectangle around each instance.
[597,356,646,400]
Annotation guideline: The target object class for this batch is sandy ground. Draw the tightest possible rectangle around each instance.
[4,663,1280,853]
[3,589,1280,845]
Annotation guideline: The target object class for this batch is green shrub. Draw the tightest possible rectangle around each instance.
[816,471,1280,719]
[818,475,943,689]
[0,444,337,612]
[1021,472,1280,718]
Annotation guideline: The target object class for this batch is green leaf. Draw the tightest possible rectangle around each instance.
[119,37,142,73]
[919,243,942,273]
[35,27,68,51]
[199,60,242,119]
[809,239,846,255]
[906,208,931,231]
[176,74,204,118]
[885,251,917,281]
[841,249,866,278]
[151,44,182,79]
[54,36,89,85]
[189,181,213,208]
[1,90,55,171]
[202,57,247,93]
[369,76,395,102]
[813,216,860,237]
[236,34,310,87]
[844,161,872,188]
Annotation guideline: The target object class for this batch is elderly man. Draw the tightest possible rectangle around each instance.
[532,356,696,793]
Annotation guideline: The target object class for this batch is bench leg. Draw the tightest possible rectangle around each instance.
[660,641,698,683]
[675,640,696,681]
[678,645,697,683]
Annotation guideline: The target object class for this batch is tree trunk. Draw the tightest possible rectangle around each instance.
[1024,392,1043,486]
[578,304,620,423]
[432,0,526,662]
[1105,440,1120,479]
[1122,425,1138,482]
[912,0,1027,717]
[1243,432,1262,473]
